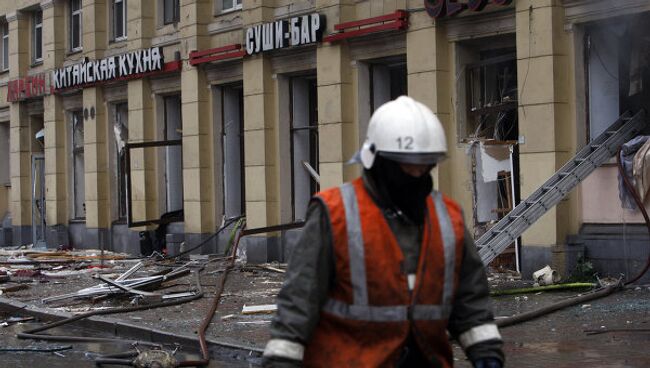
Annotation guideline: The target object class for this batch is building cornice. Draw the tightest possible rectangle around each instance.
[40,0,56,10]
[5,11,25,23]
[564,0,650,26]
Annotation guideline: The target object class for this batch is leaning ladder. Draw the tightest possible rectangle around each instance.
[478,110,647,266]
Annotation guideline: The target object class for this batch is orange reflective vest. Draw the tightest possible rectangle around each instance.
[303,178,465,367]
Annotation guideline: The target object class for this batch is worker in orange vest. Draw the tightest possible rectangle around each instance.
[263,96,504,367]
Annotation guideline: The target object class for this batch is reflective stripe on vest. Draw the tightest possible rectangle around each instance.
[321,184,456,322]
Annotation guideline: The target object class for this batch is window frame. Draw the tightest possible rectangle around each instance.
[289,75,319,221]
[71,110,85,220]
[163,0,180,25]
[221,0,243,13]
[112,102,129,220]
[32,10,43,64]
[0,121,9,186]
[1,22,8,71]
[112,0,127,41]
[70,0,83,52]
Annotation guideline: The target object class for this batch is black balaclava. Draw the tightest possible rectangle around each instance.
[367,155,433,225]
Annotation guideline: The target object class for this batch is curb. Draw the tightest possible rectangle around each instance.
[0,296,264,359]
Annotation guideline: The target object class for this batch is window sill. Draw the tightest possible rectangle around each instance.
[69,218,86,224]
[218,7,242,15]
[112,218,127,225]
[111,37,128,44]
[31,60,43,67]
[67,49,83,57]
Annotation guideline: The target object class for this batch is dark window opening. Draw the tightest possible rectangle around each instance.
[33,10,43,62]
[585,14,650,142]
[163,0,180,25]
[1,22,8,71]
[290,75,318,221]
[71,111,85,219]
[465,49,518,141]
[70,0,82,51]
[112,0,127,40]
[369,62,407,112]
[219,85,245,219]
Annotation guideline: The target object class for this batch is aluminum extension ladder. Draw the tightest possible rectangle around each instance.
[478,110,647,265]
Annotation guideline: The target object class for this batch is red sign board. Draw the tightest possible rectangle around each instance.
[6,73,52,102]
[424,0,512,19]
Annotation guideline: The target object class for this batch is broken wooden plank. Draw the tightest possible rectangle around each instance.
[242,304,277,315]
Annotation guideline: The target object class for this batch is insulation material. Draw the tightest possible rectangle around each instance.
[474,149,499,223]
[618,136,649,209]
[633,138,650,202]
[473,142,514,223]
[479,143,511,182]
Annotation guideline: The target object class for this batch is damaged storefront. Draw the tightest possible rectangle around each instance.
[0,0,648,283]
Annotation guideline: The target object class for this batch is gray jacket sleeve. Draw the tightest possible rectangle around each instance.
[267,200,333,344]
[447,227,504,364]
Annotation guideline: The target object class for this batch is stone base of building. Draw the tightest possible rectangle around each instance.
[11,226,31,246]
[46,224,69,248]
[0,228,11,246]
[577,223,650,284]
[0,213,12,246]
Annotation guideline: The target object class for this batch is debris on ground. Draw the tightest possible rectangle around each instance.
[533,265,561,286]
[242,304,277,315]
[43,261,199,305]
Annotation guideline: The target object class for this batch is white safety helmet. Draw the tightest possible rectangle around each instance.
[357,96,447,169]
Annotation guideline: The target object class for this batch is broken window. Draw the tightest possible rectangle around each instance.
[290,75,318,221]
[217,84,245,219]
[459,41,520,271]
[71,111,85,219]
[585,15,650,140]
[163,95,183,213]
[112,103,128,220]
[465,49,518,141]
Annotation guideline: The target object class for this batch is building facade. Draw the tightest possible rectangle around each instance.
[0,0,648,280]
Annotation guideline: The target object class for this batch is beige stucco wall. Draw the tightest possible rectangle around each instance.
[581,166,648,224]
[0,0,645,251]
[0,186,7,218]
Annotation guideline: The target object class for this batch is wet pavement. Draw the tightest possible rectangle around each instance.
[0,314,254,367]
[455,286,650,367]
[1,249,649,367]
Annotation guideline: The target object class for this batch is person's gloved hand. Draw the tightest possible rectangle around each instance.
[261,356,302,368]
[473,357,503,368]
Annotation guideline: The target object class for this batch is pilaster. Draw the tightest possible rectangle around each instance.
[243,56,277,229]
[516,0,572,247]
[42,0,68,230]
[83,87,110,230]
[82,0,107,59]
[180,0,215,236]
[7,11,31,244]
[316,42,356,189]
[127,0,155,49]
[406,12,450,192]
[242,0,278,229]
[127,79,158,228]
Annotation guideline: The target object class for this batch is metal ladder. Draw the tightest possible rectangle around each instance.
[478,110,647,265]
